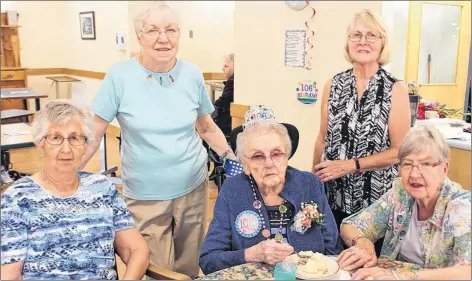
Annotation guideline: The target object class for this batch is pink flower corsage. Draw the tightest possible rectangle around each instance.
[291,201,325,234]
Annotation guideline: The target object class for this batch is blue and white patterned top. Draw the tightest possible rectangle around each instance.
[0,171,136,280]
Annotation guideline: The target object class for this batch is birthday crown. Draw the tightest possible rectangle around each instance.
[243,105,278,129]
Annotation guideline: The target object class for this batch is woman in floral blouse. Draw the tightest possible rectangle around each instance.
[338,126,471,280]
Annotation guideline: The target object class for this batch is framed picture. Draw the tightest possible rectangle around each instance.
[79,11,96,40]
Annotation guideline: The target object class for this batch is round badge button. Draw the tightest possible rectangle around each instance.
[235,210,262,238]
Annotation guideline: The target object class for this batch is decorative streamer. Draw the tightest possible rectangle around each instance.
[305,1,316,70]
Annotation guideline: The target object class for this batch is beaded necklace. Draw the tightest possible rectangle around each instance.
[248,175,287,242]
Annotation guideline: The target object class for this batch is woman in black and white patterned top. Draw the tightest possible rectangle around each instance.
[312,10,411,242]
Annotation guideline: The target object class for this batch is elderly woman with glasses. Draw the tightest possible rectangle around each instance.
[312,9,411,253]
[79,2,235,279]
[199,106,341,275]
[337,126,471,280]
[0,100,149,280]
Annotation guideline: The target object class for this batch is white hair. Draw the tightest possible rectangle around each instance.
[236,123,292,162]
[398,126,450,163]
[31,100,94,146]
[224,53,234,64]
[133,1,181,37]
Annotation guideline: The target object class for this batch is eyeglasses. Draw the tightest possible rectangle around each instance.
[399,161,442,174]
[348,32,381,43]
[141,27,179,39]
[44,134,87,146]
[245,152,287,166]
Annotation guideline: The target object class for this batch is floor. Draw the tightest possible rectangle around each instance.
[5,132,218,278]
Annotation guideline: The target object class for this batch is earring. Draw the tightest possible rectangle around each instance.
[140,45,144,53]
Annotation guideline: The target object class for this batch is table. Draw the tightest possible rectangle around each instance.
[206,81,225,103]
[46,76,81,100]
[1,109,34,123]
[199,258,421,280]
[1,88,48,111]
[1,123,35,150]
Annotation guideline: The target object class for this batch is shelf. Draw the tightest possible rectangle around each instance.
[1,25,20,28]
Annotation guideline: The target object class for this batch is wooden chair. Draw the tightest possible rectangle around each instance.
[114,258,191,280]
[145,265,192,280]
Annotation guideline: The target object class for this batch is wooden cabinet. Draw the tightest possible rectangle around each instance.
[1,68,27,110]
[1,12,28,111]
[449,148,471,191]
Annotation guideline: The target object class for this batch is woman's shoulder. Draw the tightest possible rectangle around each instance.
[106,58,140,75]
[78,171,115,193]
[1,177,40,201]
[443,178,471,209]
[286,167,323,191]
[441,180,471,235]
[378,67,402,85]
[332,68,354,81]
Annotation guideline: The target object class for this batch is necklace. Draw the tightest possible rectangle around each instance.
[41,169,77,194]
[248,175,287,242]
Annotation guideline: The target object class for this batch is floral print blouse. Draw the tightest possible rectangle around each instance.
[342,177,471,268]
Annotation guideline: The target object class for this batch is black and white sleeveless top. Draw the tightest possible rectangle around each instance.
[323,67,399,214]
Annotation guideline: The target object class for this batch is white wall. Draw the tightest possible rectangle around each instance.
[60,1,130,72]
[1,1,66,68]
[381,1,409,80]
[234,1,383,171]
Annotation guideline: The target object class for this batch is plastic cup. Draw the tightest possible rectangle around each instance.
[274,261,297,280]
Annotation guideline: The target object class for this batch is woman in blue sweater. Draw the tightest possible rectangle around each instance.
[199,106,341,274]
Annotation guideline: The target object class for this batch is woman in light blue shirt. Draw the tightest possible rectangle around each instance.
[80,2,235,279]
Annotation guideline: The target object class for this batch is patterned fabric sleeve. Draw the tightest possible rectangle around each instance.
[110,186,136,232]
[1,193,28,265]
[341,183,397,242]
[448,195,472,266]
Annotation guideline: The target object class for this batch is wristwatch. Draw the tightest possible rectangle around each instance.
[353,158,361,174]
[219,149,233,159]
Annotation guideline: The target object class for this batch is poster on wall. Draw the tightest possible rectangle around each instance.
[296,80,319,104]
[284,29,306,68]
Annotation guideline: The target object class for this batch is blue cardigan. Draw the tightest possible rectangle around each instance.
[199,167,342,274]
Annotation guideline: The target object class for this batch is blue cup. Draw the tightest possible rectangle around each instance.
[274,262,297,280]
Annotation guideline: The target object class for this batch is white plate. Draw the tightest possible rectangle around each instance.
[284,253,342,280]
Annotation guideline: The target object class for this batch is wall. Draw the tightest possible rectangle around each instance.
[1,1,66,68]
[60,1,130,72]
[233,1,382,171]
[381,1,409,79]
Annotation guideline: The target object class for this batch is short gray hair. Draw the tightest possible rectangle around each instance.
[224,53,234,64]
[236,123,292,162]
[398,126,450,163]
[31,100,94,146]
[133,1,180,37]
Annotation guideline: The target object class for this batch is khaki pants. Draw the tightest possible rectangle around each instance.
[125,178,208,279]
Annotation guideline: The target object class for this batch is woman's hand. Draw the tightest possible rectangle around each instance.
[314,160,355,182]
[351,267,413,280]
[337,245,377,271]
[248,239,294,265]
